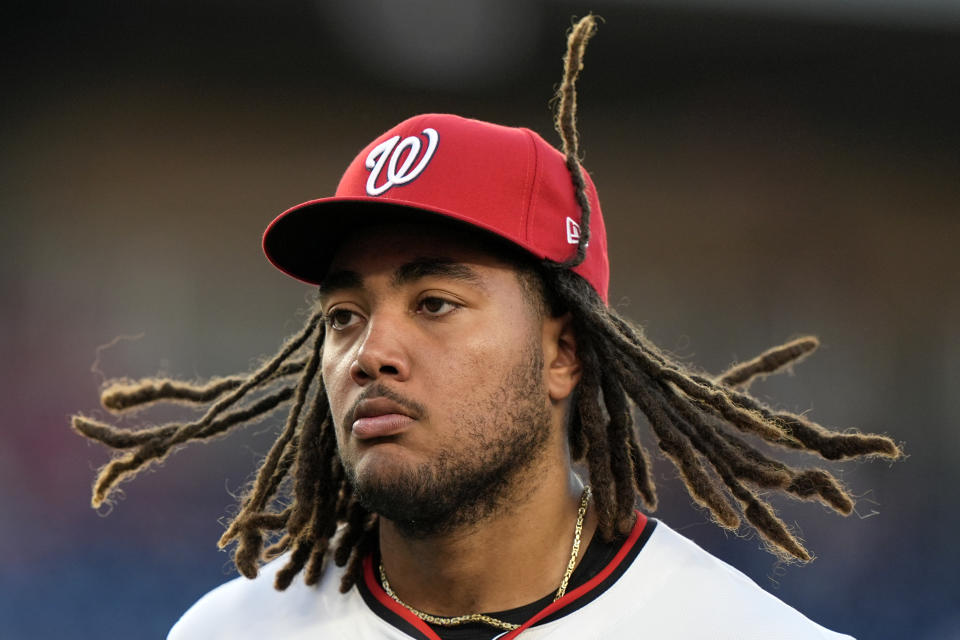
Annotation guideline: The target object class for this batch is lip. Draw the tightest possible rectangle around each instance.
[351,397,416,439]
[352,413,415,439]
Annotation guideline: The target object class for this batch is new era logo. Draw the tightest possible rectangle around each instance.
[566,217,580,244]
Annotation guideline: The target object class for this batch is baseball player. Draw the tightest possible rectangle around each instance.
[73,16,900,639]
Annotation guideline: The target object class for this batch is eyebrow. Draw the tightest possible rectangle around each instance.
[318,269,364,300]
[392,257,485,289]
[318,257,486,300]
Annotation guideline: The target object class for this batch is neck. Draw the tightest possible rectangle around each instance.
[378,462,597,616]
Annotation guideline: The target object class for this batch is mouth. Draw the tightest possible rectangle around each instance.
[350,396,418,440]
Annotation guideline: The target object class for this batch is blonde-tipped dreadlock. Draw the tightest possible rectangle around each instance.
[72,14,901,593]
[555,14,598,268]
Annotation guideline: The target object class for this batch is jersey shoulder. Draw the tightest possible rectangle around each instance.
[166,556,382,640]
[579,520,856,640]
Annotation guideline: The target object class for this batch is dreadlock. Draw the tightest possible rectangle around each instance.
[554,14,597,268]
[72,14,901,594]
[541,15,900,553]
[74,315,378,593]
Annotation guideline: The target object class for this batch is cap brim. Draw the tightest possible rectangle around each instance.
[262,196,545,286]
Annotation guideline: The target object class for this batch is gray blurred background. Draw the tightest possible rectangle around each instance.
[2,1,958,638]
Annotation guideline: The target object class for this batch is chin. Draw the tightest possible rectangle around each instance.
[346,455,450,531]
[349,441,428,486]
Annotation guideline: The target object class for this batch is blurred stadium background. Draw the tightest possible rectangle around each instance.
[2,1,958,638]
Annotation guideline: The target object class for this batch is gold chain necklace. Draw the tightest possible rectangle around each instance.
[378,486,592,632]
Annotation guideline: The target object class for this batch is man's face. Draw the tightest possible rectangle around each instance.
[319,222,559,537]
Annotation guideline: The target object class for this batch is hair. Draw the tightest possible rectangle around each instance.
[72,14,901,594]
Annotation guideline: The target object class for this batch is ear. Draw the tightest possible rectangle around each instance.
[542,313,582,403]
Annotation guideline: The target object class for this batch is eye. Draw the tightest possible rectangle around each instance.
[325,307,362,331]
[417,296,460,317]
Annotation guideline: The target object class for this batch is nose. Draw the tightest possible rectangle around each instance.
[349,316,410,385]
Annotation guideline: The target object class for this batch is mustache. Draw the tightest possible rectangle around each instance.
[346,383,428,424]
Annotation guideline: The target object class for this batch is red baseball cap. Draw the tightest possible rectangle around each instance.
[262,114,609,302]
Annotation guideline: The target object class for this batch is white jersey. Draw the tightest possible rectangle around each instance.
[169,515,854,640]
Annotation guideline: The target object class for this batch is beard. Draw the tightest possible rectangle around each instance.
[343,345,553,539]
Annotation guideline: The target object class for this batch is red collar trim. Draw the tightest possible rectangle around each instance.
[363,554,441,640]
[500,511,648,639]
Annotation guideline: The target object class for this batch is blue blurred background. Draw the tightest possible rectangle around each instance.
[2,1,958,638]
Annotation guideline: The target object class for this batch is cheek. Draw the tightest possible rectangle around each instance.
[321,349,353,419]
[431,322,539,403]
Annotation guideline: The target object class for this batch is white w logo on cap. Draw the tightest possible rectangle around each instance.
[365,128,439,196]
